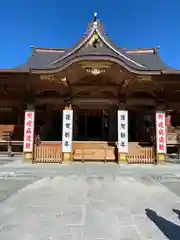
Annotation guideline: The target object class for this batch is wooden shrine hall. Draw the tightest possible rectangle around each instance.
[0,13,180,164]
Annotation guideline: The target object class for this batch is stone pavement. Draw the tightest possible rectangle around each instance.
[0,161,180,239]
[0,155,21,166]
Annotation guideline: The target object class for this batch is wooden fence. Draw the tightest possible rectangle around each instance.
[127,146,155,164]
[33,141,155,164]
[34,141,62,163]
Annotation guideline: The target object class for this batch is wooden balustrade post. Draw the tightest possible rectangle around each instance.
[23,104,35,162]
[62,103,73,162]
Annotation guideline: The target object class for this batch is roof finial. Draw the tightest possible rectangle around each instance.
[93,12,97,23]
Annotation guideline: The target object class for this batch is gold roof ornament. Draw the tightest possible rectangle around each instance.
[92,12,98,26]
[88,33,99,46]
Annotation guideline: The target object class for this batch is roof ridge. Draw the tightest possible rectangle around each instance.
[125,46,160,54]
[30,46,66,53]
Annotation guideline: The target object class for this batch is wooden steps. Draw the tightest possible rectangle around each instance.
[73,141,116,162]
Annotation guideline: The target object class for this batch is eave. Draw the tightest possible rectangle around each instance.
[30,55,162,76]
[0,69,30,74]
[161,69,180,75]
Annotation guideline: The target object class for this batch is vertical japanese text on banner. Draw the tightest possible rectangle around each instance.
[62,110,73,153]
[23,111,35,152]
[118,110,128,153]
[156,112,166,154]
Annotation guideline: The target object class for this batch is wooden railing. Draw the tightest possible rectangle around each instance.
[127,144,155,164]
[33,141,155,164]
[34,141,62,163]
[0,140,23,156]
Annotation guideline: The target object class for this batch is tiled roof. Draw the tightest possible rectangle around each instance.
[17,16,172,74]
[18,48,66,70]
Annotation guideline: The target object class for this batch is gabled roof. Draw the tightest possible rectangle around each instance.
[13,13,179,75]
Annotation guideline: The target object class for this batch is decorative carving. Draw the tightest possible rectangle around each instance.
[61,77,67,82]
[80,61,112,75]
[136,76,151,82]
[40,75,68,88]
[40,75,56,81]
[86,68,105,76]
[88,33,102,48]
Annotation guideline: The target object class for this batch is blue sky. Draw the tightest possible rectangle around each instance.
[0,0,180,69]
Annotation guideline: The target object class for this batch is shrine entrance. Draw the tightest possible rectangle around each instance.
[35,108,62,141]
[128,110,154,144]
[76,110,110,141]
[127,109,155,163]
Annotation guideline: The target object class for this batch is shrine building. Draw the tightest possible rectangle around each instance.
[0,13,180,164]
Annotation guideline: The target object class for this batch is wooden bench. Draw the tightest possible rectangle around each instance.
[0,125,24,155]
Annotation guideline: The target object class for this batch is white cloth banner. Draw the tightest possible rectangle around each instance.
[155,111,166,154]
[23,110,35,152]
[62,110,73,153]
[118,110,128,153]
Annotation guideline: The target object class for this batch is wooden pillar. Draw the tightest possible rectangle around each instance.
[62,103,73,162]
[155,105,167,163]
[101,110,104,140]
[17,105,24,125]
[85,111,87,140]
[23,104,35,162]
[17,113,22,125]
[117,103,128,163]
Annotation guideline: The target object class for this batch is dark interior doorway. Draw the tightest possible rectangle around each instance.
[77,110,109,141]
[128,111,137,141]
[87,115,102,140]
[38,110,62,141]
[50,111,62,141]
[128,110,154,145]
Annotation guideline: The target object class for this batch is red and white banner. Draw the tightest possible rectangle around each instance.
[23,111,35,152]
[156,111,166,154]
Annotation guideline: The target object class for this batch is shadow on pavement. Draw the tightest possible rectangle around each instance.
[145,208,180,240]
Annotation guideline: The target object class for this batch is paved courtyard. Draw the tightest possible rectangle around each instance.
[0,158,180,239]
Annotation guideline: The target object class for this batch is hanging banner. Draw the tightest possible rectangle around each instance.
[23,111,35,152]
[62,110,73,153]
[118,110,128,153]
[156,111,166,154]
